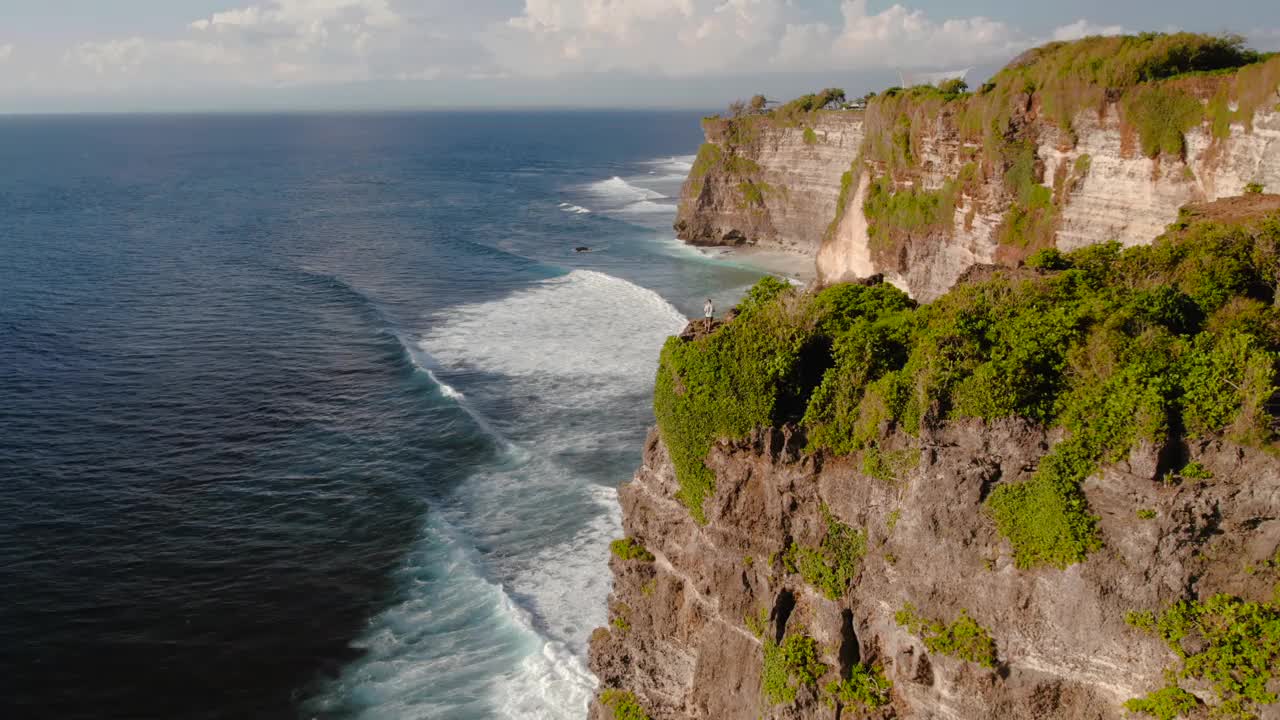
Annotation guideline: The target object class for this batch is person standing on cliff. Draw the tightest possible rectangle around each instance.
[703,298,714,331]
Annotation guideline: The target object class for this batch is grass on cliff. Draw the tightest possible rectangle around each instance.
[849,33,1280,257]
[1126,593,1280,719]
[896,603,999,668]
[785,504,867,600]
[610,538,655,562]
[655,204,1280,567]
[761,633,827,705]
[824,663,892,712]
[600,690,652,720]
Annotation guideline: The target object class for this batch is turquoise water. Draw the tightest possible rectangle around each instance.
[0,112,773,719]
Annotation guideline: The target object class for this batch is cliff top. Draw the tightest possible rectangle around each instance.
[655,201,1280,566]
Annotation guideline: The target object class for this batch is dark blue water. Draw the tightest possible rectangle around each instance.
[0,112,773,719]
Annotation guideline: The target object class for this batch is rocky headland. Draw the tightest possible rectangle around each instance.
[594,33,1280,720]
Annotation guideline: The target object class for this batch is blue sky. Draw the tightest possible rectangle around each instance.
[1,1,1277,112]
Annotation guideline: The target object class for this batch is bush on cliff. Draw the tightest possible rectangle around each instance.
[786,505,867,600]
[761,633,827,705]
[653,277,820,522]
[896,603,999,668]
[655,205,1280,568]
[1126,593,1280,719]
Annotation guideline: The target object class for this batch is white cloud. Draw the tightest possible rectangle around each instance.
[492,0,1035,75]
[1050,19,1128,42]
[70,38,150,75]
[8,0,1259,109]
[822,0,1021,69]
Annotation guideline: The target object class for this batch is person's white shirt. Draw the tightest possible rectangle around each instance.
[703,300,714,318]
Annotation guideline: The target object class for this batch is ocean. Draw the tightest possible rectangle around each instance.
[0,112,777,719]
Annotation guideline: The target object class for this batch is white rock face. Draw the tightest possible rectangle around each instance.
[750,114,866,253]
[815,105,1280,300]
[682,99,1280,301]
[675,112,865,255]
[1056,108,1280,251]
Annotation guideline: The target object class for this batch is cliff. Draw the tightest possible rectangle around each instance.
[675,111,865,254]
[592,195,1280,720]
[675,34,1280,301]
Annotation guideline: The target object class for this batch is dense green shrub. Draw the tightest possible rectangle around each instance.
[1026,248,1071,270]
[654,208,1280,566]
[824,663,892,710]
[787,505,867,600]
[863,173,969,252]
[1124,85,1204,158]
[1247,182,1266,195]
[896,604,998,668]
[1127,593,1280,719]
[762,633,828,705]
[600,690,652,720]
[610,538,655,562]
[861,445,920,483]
[803,127,819,146]
[1124,685,1201,720]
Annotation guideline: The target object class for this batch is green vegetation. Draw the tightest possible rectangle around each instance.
[746,606,771,638]
[655,207,1280,567]
[896,604,999,668]
[1127,593,1280,719]
[1179,461,1214,482]
[786,505,867,600]
[886,509,902,531]
[762,633,828,705]
[823,156,865,242]
[846,34,1279,252]
[1124,685,1201,720]
[773,88,846,124]
[600,690,652,720]
[861,446,921,483]
[824,663,892,711]
[687,142,722,198]
[803,127,819,146]
[1026,248,1071,270]
[1124,85,1205,158]
[640,579,657,596]
[610,538,655,562]
[1247,182,1266,195]
[1137,509,1158,520]
[612,614,631,634]
[863,172,970,253]
[998,141,1057,249]
[653,276,816,521]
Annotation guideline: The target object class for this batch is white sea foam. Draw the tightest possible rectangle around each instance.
[305,515,597,720]
[642,155,695,174]
[319,270,688,718]
[421,269,687,387]
[618,200,679,214]
[558,202,592,215]
[425,368,465,399]
[584,176,665,205]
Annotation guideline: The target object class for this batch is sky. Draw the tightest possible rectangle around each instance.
[1,1,1278,112]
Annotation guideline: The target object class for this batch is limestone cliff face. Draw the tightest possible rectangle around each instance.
[818,103,1280,301]
[674,113,864,255]
[677,78,1280,302]
[1051,107,1280,252]
[590,423,1280,720]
